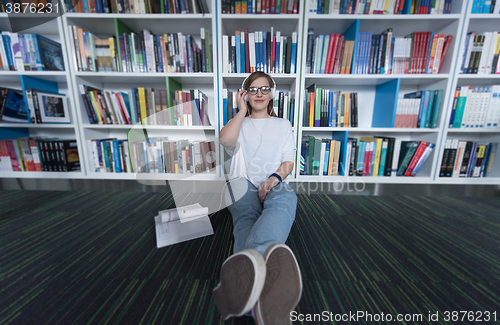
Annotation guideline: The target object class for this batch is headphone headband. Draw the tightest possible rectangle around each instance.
[241,73,277,101]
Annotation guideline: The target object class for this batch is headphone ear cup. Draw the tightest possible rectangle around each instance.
[244,94,248,102]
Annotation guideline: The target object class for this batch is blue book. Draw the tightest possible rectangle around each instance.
[419,90,429,128]
[241,33,246,73]
[483,0,492,13]
[95,0,103,13]
[130,88,138,125]
[315,35,324,74]
[275,35,281,73]
[424,32,433,73]
[320,34,329,74]
[328,91,333,127]
[112,140,123,173]
[235,33,241,73]
[289,101,294,126]
[158,35,165,72]
[2,34,14,70]
[324,142,330,175]
[83,0,89,12]
[33,34,65,71]
[300,142,307,175]
[223,90,228,126]
[248,0,253,13]
[424,90,435,128]
[255,33,261,71]
[290,32,297,74]
[357,141,366,176]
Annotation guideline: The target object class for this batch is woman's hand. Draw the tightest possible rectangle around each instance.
[236,89,248,115]
[258,176,280,203]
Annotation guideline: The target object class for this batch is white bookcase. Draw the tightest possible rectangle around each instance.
[0,14,83,179]
[437,2,500,184]
[61,5,219,180]
[1,0,499,186]
[296,0,470,184]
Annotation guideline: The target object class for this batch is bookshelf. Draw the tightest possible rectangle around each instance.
[62,6,219,180]
[1,0,499,186]
[295,0,469,183]
[217,4,304,179]
[0,14,82,179]
[437,2,500,183]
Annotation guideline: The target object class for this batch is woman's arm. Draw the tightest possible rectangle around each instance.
[219,89,247,148]
[258,161,294,202]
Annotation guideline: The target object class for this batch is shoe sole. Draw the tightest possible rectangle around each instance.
[255,244,302,325]
[213,249,266,320]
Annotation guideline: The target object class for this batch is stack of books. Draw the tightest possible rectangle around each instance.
[448,85,500,129]
[68,27,211,73]
[0,138,80,172]
[0,32,65,71]
[88,136,216,174]
[222,0,299,14]
[440,139,498,178]
[395,89,444,128]
[303,85,358,127]
[222,29,298,74]
[63,0,210,13]
[459,31,500,75]
[313,0,453,14]
[306,28,452,75]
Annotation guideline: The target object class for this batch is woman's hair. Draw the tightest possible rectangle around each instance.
[243,71,278,117]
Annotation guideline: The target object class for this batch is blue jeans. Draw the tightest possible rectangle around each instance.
[224,177,297,256]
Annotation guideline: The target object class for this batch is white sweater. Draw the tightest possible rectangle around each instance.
[224,117,296,188]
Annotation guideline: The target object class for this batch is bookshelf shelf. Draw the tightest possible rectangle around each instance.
[0,123,76,129]
[64,13,214,19]
[0,171,86,179]
[302,127,440,133]
[308,14,461,20]
[446,129,500,133]
[294,175,435,184]
[75,72,215,84]
[82,124,217,130]
[85,172,219,180]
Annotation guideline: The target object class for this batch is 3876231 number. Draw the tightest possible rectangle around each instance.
[443,311,497,322]
[5,3,59,14]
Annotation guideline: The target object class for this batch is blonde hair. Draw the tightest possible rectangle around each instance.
[243,71,278,117]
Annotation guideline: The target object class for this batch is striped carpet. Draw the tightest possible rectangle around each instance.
[1,190,500,324]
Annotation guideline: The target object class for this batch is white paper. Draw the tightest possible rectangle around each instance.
[154,215,213,248]
[159,203,209,223]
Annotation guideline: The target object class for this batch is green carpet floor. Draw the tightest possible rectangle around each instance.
[1,190,500,324]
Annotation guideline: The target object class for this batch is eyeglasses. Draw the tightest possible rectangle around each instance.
[246,86,271,95]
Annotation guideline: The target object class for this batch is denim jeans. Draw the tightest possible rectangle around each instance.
[224,177,297,256]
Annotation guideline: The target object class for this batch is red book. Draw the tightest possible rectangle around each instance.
[405,142,428,176]
[393,0,401,14]
[270,0,276,13]
[244,28,250,73]
[293,0,298,13]
[438,35,453,73]
[398,0,406,14]
[324,34,335,74]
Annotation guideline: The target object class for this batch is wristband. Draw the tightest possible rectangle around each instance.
[269,173,282,183]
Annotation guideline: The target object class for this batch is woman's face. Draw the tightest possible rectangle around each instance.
[247,77,271,113]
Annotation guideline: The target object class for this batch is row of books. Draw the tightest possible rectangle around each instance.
[222,30,298,74]
[0,87,70,124]
[471,0,500,13]
[0,138,80,172]
[395,89,444,128]
[439,139,498,177]
[222,89,295,125]
[448,85,500,129]
[0,32,65,71]
[459,32,500,75]
[306,29,451,75]
[87,137,216,173]
[80,85,211,126]
[63,0,209,13]
[68,26,212,73]
[222,0,300,14]
[300,135,434,177]
[303,85,358,127]
[312,0,453,15]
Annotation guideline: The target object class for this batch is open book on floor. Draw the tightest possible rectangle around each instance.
[154,203,213,248]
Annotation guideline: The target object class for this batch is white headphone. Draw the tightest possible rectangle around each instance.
[241,73,277,102]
